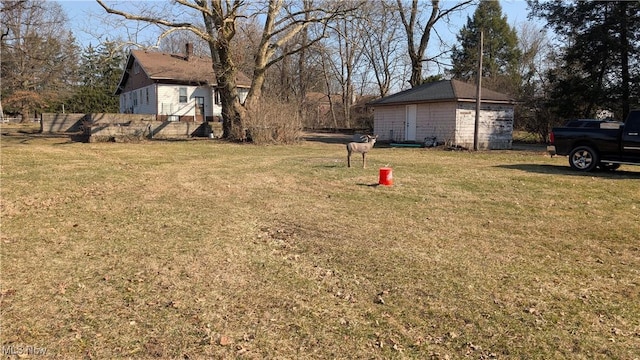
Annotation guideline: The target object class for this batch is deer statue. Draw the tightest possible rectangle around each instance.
[347,135,378,168]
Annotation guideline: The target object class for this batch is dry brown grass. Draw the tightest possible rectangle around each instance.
[1,124,639,359]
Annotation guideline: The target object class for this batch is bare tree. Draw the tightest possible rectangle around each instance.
[158,30,209,56]
[97,0,356,140]
[322,11,367,128]
[517,21,551,96]
[359,1,406,97]
[396,0,475,88]
[263,9,325,105]
[233,18,263,78]
[515,21,555,142]
[245,1,355,105]
[320,46,338,129]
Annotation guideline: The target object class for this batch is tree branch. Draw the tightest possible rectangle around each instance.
[264,30,326,69]
[96,0,193,29]
[175,0,212,16]
[96,0,215,43]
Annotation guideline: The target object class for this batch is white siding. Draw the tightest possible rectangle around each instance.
[455,102,514,149]
[137,85,156,114]
[158,85,195,117]
[120,85,156,114]
[156,85,218,118]
[415,102,457,145]
[373,105,406,141]
[374,101,513,149]
[374,102,457,143]
[120,83,249,119]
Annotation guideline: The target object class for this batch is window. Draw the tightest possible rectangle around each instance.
[626,111,640,132]
[214,89,221,105]
[238,88,248,104]
[179,87,187,103]
[146,88,149,104]
[133,91,138,107]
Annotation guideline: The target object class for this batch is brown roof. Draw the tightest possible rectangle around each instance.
[116,49,251,94]
[368,79,514,106]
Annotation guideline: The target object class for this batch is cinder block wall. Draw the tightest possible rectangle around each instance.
[89,121,208,140]
[150,121,209,138]
[88,113,157,124]
[40,113,88,133]
[42,113,210,140]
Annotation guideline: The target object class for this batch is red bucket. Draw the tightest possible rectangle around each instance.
[379,167,393,186]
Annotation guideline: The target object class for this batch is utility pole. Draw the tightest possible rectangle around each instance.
[474,29,483,151]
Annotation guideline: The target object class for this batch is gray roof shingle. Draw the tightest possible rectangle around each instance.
[369,79,514,106]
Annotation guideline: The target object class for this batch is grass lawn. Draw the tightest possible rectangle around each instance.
[1,125,639,359]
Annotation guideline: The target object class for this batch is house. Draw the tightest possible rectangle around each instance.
[368,79,515,149]
[115,44,251,122]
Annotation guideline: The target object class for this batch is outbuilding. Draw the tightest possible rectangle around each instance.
[369,79,515,149]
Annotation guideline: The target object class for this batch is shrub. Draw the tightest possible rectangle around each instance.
[245,98,302,144]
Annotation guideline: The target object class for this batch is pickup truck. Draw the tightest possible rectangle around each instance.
[548,109,640,171]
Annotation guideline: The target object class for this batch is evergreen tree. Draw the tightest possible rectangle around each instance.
[449,0,521,94]
[529,1,640,120]
[1,0,80,119]
[64,42,124,113]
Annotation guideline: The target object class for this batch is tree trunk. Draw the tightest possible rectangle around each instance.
[409,55,423,88]
[202,6,245,140]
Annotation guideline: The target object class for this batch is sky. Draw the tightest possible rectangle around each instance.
[59,0,166,48]
[58,0,540,50]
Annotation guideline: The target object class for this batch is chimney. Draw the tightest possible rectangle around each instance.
[185,43,192,60]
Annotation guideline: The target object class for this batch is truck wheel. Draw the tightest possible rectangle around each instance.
[569,146,599,172]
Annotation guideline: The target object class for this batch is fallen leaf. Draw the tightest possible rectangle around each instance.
[219,335,231,346]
